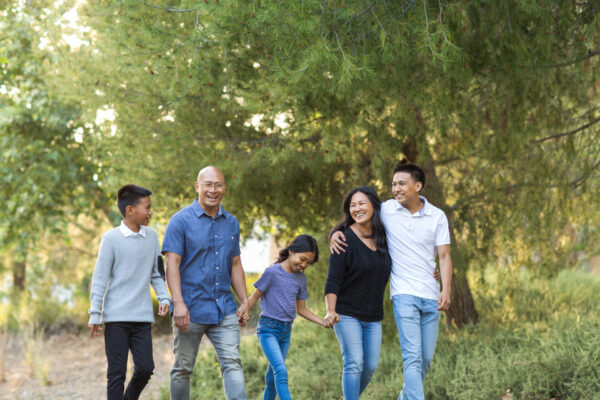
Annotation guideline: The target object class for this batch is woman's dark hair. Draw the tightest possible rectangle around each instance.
[276,234,319,264]
[331,186,388,253]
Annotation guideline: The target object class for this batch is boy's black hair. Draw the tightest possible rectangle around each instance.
[392,162,426,189]
[117,184,152,217]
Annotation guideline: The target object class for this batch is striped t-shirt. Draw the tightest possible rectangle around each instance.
[254,263,308,322]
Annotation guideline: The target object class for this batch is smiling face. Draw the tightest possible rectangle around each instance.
[392,171,422,206]
[127,196,152,226]
[287,251,316,273]
[349,191,374,225]
[195,167,226,214]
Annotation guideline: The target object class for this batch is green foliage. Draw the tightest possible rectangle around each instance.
[421,269,600,400]
[0,4,104,247]
[174,270,600,400]
[66,0,600,280]
[0,3,109,298]
[2,0,600,331]
[0,287,89,334]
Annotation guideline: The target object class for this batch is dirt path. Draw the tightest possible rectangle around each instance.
[0,331,177,400]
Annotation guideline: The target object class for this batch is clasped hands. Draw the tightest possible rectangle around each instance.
[237,302,250,327]
[323,311,340,328]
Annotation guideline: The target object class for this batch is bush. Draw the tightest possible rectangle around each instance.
[173,270,600,400]
[0,289,89,335]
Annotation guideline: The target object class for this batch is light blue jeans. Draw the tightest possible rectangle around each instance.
[393,294,440,400]
[170,313,246,400]
[256,316,293,400]
[333,314,382,400]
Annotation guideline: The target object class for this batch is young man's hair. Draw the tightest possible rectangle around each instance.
[117,184,152,217]
[393,162,426,189]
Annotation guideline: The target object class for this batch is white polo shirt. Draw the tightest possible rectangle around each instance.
[381,196,450,301]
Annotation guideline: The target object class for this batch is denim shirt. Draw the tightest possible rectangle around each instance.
[162,200,241,324]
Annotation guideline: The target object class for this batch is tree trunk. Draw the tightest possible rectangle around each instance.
[424,162,479,327]
[12,260,26,292]
[447,272,479,327]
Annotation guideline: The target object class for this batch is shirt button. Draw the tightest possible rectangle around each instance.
[216,282,219,286]
[216,267,220,270]
[214,234,218,238]
[216,251,219,255]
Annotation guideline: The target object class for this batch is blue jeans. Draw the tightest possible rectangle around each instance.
[333,314,382,400]
[393,294,440,400]
[256,316,293,400]
[170,313,246,400]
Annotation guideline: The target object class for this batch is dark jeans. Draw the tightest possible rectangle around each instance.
[104,322,154,400]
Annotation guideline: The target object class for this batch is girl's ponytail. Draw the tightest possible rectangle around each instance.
[275,234,319,263]
[277,248,291,263]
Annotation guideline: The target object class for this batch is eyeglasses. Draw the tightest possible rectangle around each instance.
[199,182,225,190]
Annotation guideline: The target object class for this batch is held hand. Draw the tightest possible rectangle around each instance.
[433,268,440,281]
[237,302,250,327]
[329,231,348,255]
[438,291,451,311]
[173,301,191,331]
[89,324,103,338]
[324,311,340,327]
[237,311,249,327]
[158,303,169,316]
[237,315,247,327]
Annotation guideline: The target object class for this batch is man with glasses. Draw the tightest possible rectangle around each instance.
[162,166,250,400]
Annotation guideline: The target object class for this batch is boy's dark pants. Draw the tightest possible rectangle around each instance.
[104,322,154,400]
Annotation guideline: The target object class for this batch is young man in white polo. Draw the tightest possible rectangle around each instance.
[331,163,452,400]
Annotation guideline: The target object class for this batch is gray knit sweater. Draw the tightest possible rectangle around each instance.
[88,226,171,325]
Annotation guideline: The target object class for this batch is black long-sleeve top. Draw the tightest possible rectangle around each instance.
[324,227,392,322]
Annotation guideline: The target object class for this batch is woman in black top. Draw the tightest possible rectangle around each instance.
[324,187,392,400]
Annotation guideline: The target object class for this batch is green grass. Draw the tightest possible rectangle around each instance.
[161,269,600,399]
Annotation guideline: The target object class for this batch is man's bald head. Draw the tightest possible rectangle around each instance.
[197,166,225,183]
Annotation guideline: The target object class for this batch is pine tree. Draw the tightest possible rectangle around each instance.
[52,0,600,326]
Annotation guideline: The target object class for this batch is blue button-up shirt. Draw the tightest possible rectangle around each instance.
[162,200,241,324]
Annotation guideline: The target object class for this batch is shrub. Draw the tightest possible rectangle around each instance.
[164,270,600,400]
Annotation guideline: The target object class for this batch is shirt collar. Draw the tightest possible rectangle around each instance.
[395,195,432,216]
[192,200,225,219]
[119,220,146,237]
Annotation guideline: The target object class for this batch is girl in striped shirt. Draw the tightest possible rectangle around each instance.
[247,234,330,400]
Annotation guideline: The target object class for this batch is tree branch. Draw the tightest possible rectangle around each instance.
[533,115,600,143]
[552,49,600,68]
[571,159,600,189]
[145,4,200,12]
[526,49,600,70]
[343,4,373,26]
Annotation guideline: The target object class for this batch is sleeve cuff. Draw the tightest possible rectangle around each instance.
[88,313,101,325]
[159,298,172,306]
[160,247,183,256]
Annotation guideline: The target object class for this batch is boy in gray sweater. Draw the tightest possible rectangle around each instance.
[89,184,172,400]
